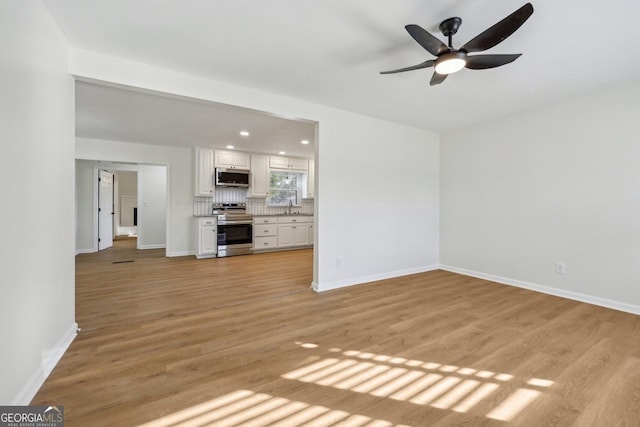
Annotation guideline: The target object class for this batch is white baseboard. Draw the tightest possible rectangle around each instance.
[314,264,440,292]
[138,244,166,250]
[12,322,78,405]
[75,248,95,255]
[440,265,640,316]
[167,250,196,257]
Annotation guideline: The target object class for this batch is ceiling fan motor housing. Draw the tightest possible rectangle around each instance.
[439,17,462,37]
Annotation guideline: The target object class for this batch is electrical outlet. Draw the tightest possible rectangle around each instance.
[336,257,343,267]
[555,262,566,275]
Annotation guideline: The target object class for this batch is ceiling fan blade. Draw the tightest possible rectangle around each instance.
[405,24,449,56]
[430,72,448,86]
[380,60,435,75]
[465,53,522,69]
[461,3,534,53]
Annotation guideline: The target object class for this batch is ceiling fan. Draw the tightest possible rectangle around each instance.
[380,3,534,86]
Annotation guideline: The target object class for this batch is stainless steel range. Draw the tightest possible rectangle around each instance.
[213,203,253,257]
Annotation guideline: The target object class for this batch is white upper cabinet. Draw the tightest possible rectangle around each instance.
[250,154,269,197]
[195,147,215,196]
[215,150,250,169]
[269,155,308,171]
[307,159,315,198]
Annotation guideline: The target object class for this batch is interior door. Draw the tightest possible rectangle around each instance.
[98,170,114,250]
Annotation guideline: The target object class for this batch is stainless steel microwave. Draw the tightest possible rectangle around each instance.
[215,168,250,188]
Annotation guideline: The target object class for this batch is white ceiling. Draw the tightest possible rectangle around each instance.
[44,0,640,145]
[75,82,316,157]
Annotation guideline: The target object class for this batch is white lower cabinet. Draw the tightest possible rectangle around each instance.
[277,224,294,247]
[278,216,309,248]
[196,217,217,259]
[292,223,309,246]
[253,215,312,251]
[254,221,278,250]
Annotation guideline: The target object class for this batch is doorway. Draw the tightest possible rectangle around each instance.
[113,170,138,240]
[75,160,167,254]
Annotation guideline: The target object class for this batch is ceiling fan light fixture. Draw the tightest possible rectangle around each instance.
[434,51,467,75]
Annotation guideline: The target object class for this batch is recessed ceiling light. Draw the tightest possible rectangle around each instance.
[226,145,234,149]
[279,151,286,155]
[240,131,250,137]
[301,140,310,145]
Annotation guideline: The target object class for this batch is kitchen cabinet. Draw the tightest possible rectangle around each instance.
[253,217,278,250]
[269,155,308,171]
[253,216,312,251]
[292,223,310,246]
[278,216,309,247]
[277,224,294,247]
[307,159,315,198]
[196,217,217,258]
[253,216,278,251]
[250,154,269,197]
[215,150,250,169]
[195,147,215,196]
[309,216,314,245]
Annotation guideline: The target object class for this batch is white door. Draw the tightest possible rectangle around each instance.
[98,170,114,251]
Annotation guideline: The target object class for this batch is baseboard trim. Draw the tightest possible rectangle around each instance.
[12,322,78,405]
[168,250,196,257]
[315,264,440,293]
[440,265,640,316]
[75,249,95,255]
[139,244,166,250]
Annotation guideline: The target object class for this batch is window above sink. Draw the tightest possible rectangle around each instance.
[268,170,304,207]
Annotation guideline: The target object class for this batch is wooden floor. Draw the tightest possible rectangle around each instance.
[33,239,640,426]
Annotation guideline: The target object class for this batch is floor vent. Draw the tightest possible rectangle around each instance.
[112,260,135,264]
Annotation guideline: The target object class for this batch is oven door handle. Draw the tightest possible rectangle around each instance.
[218,220,253,225]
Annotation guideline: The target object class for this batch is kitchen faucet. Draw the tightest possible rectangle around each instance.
[288,200,293,215]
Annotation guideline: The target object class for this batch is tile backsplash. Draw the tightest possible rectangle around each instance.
[214,187,248,203]
[247,197,314,215]
[193,187,314,216]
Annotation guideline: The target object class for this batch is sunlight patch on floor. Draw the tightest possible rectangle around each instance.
[486,388,542,421]
[137,390,411,427]
[285,344,555,421]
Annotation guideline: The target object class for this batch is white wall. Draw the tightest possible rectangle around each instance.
[76,159,95,252]
[441,81,640,313]
[0,1,76,404]
[137,165,166,248]
[76,139,191,255]
[75,157,169,252]
[70,50,441,289]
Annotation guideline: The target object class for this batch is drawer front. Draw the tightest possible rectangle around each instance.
[199,217,216,226]
[255,224,277,237]
[254,236,278,249]
[278,216,309,224]
[254,216,278,224]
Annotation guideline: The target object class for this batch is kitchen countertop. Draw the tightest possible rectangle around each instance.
[252,213,314,217]
[194,213,313,217]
